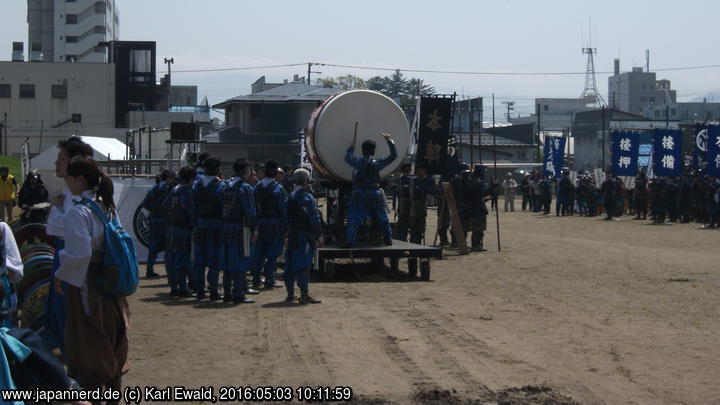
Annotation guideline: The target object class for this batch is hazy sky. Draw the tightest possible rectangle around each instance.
[2,0,719,117]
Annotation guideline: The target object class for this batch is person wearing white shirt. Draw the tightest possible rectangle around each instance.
[0,221,23,328]
[44,136,94,355]
[502,173,518,212]
[53,155,129,397]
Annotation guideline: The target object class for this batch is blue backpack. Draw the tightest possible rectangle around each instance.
[79,199,139,297]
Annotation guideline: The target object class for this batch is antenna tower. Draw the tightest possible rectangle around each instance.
[580,22,606,107]
[580,48,606,107]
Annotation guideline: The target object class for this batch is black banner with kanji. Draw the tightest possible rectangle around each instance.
[416,96,453,176]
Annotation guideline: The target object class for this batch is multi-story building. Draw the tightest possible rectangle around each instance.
[206,78,341,170]
[608,59,677,115]
[643,100,720,122]
[0,41,209,157]
[27,0,119,63]
[510,98,594,131]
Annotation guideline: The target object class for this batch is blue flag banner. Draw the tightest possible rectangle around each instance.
[553,136,566,179]
[543,137,555,176]
[611,131,640,176]
[705,125,720,177]
[652,128,683,177]
[543,136,566,178]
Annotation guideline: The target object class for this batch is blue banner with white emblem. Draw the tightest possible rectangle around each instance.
[610,131,640,176]
[543,136,566,178]
[652,129,683,177]
[705,125,720,177]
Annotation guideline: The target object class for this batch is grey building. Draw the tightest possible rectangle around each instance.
[169,86,198,108]
[510,98,594,131]
[643,100,720,122]
[207,79,342,170]
[27,0,120,63]
[452,97,483,133]
[453,123,538,165]
[608,59,677,115]
[572,108,679,170]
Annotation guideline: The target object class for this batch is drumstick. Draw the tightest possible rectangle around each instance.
[352,121,358,148]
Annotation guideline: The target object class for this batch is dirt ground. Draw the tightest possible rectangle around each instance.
[125,203,720,405]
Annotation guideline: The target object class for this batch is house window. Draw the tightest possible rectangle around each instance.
[649,97,655,103]
[65,36,78,43]
[654,110,660,118]
[66,14,77,24]
[0,84,10,98]
[51,84,67,99]
[544,105,549,111]
[19,84,35,99]
[670,108,676,117]
[65,55,77,62]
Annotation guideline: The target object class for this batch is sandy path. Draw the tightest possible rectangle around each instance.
[125,207,720,405]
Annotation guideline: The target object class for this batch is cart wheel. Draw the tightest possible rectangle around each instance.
[324,261,336,281]
[420,260,431,281]
[408,258,418,278]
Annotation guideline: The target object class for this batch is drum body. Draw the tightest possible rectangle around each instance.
[306,90,409,183]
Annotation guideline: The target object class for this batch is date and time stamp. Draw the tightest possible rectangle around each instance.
[2,386,354,403]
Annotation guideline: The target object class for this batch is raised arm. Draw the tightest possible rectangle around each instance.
[345,146,363,169]
[376,134,397,171]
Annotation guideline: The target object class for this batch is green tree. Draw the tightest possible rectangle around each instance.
[316,74,366,90]
[316,77,339,88]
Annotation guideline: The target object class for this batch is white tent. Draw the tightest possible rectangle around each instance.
[30,136,128,199]
[30,135,127,170]
[29,137,159,262]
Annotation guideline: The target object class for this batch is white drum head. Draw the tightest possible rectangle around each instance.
[310,90,409,183]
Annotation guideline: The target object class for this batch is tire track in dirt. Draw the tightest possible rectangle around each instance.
[388,303,496,396]
[359,313,440,391]
[244,305,274,383]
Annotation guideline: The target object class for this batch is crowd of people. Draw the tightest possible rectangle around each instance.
[142,153,323,306]
[502,169,720,227]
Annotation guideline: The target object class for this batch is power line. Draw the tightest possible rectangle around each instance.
[172,61,720,76]
[173,62,307,74]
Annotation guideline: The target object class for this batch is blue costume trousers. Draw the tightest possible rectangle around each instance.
[221,245,251,299]
[254,239,283,286]
[285,235,313,296]
[194,242,221,295]
[146,220,166,274]
[346,201,392,245]
[165,250,190,293]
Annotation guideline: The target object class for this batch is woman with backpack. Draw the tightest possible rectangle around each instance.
[53,156,129,398]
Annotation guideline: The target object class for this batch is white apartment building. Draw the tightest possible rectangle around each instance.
[27,0,120,63]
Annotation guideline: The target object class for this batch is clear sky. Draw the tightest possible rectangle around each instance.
[2,0,719,117]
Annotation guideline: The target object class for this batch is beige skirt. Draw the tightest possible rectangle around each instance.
[64,263,130,389]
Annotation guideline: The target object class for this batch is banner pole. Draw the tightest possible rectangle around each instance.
[492,93,501,252]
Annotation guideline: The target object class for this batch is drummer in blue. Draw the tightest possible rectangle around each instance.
[344,132,397,247]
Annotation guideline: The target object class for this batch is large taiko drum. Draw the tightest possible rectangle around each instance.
[305,90,410,183]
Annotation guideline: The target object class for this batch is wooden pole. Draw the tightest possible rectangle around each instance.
[492,93,501,252]
[441,182,468,255]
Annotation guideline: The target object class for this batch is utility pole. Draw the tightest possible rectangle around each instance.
[306,62,322,85]
[0,114,4,156]
[2,112,7,156]
[502,101,515,122]
[468,98,474,168]
[601,106,606,171]
[536,103,541,163]
[164,57,174,110]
